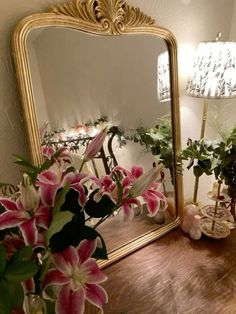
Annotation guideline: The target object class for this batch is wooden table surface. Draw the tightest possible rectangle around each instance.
[86,227,236,314]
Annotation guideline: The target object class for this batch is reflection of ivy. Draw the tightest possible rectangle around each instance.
[41,116,126,151]
[41,115,174,178]
[126,116,173,173]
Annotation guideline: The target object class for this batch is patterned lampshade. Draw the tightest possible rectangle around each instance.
[186,41,236,99]
[157,51,171,102]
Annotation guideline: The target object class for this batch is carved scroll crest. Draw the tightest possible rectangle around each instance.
[51,0,155,34]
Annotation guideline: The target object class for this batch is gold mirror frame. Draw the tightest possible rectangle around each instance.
[12,0,183,268]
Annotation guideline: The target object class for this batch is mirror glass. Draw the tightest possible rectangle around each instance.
[26,27,175,253]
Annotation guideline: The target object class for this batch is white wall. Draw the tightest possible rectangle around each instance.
[0,0,234,204]
[0,0,65,184]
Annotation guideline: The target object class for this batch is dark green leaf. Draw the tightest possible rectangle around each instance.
[85,190,115,218]
[14,155,37,171]
[49,212,85,253]
[6,282,24,310]
[60,188,83,214]
[10,246,33,264]
[5,260,38,282]
[53,184,70,215]
[193,166,204,177]
[0,281,11,314]
[77,226,108,260]
[46,210,74,245]
[0,245,6,277]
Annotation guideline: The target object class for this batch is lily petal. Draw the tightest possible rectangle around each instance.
[39,184,60,207]
[62,172,87,186]
[85,283,108,310]
[0,211,27,230]
[34,231,46,249]
[22,278,35,294]
[53,246,79,273]
[42,269,69,299]
[130,165,163,197]
[131,165,143,178]
[71,185,87,207]
[77,239,97,264]
[81,259,107,284]
[120,204,135,221]
[142,190,160,217]
[19,218,37,246]
[0,198,18,211]
[56,285,85,314]
[35,205,51,229]
[37,170,59,185]
[84,129,107,161]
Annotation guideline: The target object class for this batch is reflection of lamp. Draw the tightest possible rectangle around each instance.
[158,51,171,102]
[186,33,236,204]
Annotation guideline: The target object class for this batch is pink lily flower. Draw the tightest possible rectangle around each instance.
[83,128,107,162]
[115,165,167,218]
[42,239,108,314]
[42,146,55,159]
[91,168,141,220]
[0,197,51,246]
[129,164,163,197]
[91,175,116,202]
[2,233,25,259]
[36,165,87,208]
[0,173,51,247]
[42,146,73,164]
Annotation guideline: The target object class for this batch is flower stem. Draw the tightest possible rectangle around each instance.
[93,215,110,229]
[211,180,222,231]
[79,160,85,172]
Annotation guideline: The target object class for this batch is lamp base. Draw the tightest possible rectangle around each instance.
[200,218,230,239]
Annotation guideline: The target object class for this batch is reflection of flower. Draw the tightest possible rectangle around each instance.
[83,128,107,162]
[0,129,166,313]
[43,239,108,314]
[92,165,167,221]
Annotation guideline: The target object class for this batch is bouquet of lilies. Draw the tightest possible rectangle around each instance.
[0,129,166,314]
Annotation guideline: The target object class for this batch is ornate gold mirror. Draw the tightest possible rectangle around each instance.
[12,0,183,267]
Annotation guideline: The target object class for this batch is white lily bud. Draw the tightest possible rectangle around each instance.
[84,128,107,161]
[20,174,40,210]
[129,164,163,197]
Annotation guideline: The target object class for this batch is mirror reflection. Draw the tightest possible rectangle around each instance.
[26,27,175,253]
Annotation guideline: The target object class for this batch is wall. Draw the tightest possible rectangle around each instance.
[0,0,65,184]
[0,0,234,203]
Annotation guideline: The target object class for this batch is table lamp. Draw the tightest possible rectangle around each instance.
[186,33,236,204]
